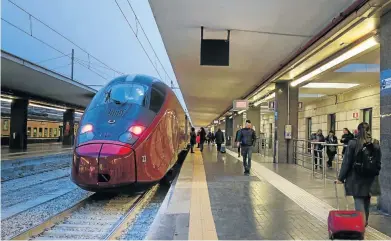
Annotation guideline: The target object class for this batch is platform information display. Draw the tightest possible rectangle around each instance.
[233,100,248,111]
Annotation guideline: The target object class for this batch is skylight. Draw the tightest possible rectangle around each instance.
[335,64,380,73]
[302,83,359,89]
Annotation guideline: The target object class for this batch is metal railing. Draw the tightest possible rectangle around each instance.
[293,139,346,182]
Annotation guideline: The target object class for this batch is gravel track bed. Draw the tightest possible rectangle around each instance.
[1,188,92,240]
[1,176,75,209]
[1,168,70,193]
[1,162,70,182]
[122,185,169,240]
[32,194,140,240]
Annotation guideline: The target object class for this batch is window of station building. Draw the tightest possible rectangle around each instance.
[49,128,53,137]
[306,118,312,140]
[44,128,48,137]
[329,113,336,132]
[33,128,37,137]
[39,128,43,137]
[149,86,165,113]
[363,108,372,130]
[54,128,57,137]
[27,127,31,137]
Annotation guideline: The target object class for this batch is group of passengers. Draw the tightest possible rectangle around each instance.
[310,127,355,169]
[189,128,217,153]
[312,123,382,227]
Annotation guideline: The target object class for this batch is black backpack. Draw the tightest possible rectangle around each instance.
[353,142,379,177]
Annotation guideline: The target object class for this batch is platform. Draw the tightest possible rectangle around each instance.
[1,142,72,161]
[146,146,391,240]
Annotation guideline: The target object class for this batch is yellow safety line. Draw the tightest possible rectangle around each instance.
[188,150,218,240]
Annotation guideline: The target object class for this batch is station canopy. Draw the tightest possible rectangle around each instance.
[149,0,359,126]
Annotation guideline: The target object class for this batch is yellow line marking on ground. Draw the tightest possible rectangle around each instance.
[188,150,218,240]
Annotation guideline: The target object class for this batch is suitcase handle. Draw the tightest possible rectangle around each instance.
[334,182,348,210]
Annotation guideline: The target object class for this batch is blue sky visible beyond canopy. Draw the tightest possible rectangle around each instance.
[1,0,190,122]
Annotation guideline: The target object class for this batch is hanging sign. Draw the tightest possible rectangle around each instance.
[213,120,219,124]
[233,100,248,111]
[353,112,359,119]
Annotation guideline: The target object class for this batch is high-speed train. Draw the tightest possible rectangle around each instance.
[71,75,188,192]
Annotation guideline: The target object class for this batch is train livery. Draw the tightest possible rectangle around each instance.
[71,75,188,192]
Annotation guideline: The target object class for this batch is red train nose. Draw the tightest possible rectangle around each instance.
[71,141,136,190]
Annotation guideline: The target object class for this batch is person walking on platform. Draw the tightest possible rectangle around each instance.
[313,129,325,169]
[207,131,212,146]
[199,127,206,152]
[237,120,256,175]
[341,128,354,155]
[234,125,242,158]
[336,122,381,227]
[190,127,196,153]
[214,128,224,152]
[325,130,338,168]
[196,130,200,148]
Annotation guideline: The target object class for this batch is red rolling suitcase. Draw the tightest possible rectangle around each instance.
[328,183,365,240]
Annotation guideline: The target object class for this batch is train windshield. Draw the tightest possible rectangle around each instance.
[88,83,148,110]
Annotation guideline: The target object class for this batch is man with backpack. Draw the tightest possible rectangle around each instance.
[237,120,257,175]
[336,122,381,227]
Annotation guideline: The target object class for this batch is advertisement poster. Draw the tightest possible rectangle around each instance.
[381,69,391,90]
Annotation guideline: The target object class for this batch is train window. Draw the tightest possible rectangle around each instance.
[39,128,43,137]
[27,127,31,137]
[33,128,37,137]
[49,128,53,137]
[3,120,9,131]
[88,83,148,110]
[149,87,165,113]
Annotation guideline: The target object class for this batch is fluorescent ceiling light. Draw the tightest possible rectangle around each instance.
[238,110,245,115]
[1,98,12,103]
[299,94,326,98]
[29,103,66,112]
[75,111,84,115]
[229,116,233,119]
[302,83,359,89]
[254,92,276,107]
[291,37,378,87]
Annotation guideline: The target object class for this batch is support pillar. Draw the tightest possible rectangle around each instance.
[233,113,243,136]
[62,109,75,146]
[274,82,298,163]
[9,98,28,150]
[379,9,391,213]
[246,107,261,137]
[225,116,233,146]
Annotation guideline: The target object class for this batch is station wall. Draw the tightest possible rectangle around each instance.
[298,84,380,140]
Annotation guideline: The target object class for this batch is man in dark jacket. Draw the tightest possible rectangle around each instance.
[336,122,381,227]
[341,128,354,155]
[325,130,338,168]
[313,129,325,169]
[214,128,224,152]
[234,126,242,157]
[237,120,256,175]
[189,127,196,153]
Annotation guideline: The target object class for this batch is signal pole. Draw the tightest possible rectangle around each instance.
[71,49,74,80]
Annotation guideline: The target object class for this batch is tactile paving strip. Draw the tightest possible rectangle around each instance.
[226,149,391,240]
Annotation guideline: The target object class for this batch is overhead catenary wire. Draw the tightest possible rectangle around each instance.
[7,0,124,76]
[114,0,164,82]
[37,53,71,64]
[2,17,108,82]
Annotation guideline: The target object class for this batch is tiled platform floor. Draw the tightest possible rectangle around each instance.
[146,145,391,240]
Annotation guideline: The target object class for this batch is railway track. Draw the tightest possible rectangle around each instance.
[9,187,153,240]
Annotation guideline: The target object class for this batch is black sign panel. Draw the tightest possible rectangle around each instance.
[200,39,229,66]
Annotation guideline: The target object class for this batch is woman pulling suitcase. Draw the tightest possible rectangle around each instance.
[335,122,381,228]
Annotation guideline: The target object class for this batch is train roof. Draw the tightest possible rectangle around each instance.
[109,74,166,88]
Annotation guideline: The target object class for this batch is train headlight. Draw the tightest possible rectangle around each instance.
[128,125,145,136]
[81,124,93,134]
